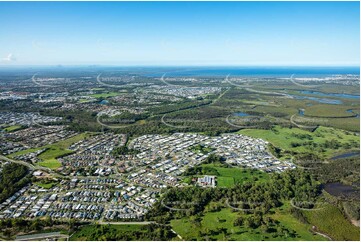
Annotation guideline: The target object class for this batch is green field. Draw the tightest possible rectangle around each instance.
[190,162,270,187]
[189,144,215,155]
[8,147,41,158]
[171,208,239,240]
[324,117,360,132]
[303,204,360,241]
[9,133,93,169]
[217,176,235,187]
[304,104,357,118]
[89,92,124,98]
[3,125,23,132]
[39,133,92,169]
[171,207,325,241]
[34,181,58,189]
[37,159,64,169]
[270,203,328,241]
[78,98,94,103]
[239,125,359,159]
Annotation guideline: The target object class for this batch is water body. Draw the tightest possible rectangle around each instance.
[331,151,360,160]
[99,100,109,105]
[346,109,360,118]
[298,109,305,116]
[292,95,343,105]
[300,90,360,100]
[323,182,359,198]
[145,66,360,77]
[233,112,250,117]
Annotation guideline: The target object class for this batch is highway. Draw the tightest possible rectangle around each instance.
[16,232,68,241]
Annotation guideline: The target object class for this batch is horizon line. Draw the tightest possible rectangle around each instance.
[0,64,360,68]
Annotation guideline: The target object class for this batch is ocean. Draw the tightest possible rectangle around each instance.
[144,66,360,78]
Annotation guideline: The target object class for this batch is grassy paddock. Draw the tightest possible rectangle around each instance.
[89,92,125,98]
[201,162,270,187]
[302,204,360,241]
[239,125,359,159]
[9,133,93,169]
[3,125,23,132]
[34,181,59,189]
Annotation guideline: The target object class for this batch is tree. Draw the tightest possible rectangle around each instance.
[233,216,244,226]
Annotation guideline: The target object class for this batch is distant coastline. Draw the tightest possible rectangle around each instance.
[0,66,359,78]
[145,66,360,77]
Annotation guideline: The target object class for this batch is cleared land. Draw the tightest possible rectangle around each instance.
[34,181,59,189]
[9,132,93,169]
[89,92,125,98]
[3,125,23,132]
[201,163,269,187]
[239,125,359,159]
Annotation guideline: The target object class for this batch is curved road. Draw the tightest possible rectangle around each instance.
[0,154,36,170]
[290,114,318,129]
[0,154,63,177]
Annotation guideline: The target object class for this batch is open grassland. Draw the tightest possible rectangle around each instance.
[324,118,360,132]
[171,207,325,241]
[270,96,317,108]
[37,158,65,169]
[38,133,92,169]
[171,208,239,241]
[200,163,269,187]
[318,85,360,95]
[8,147,42,158]
[239,126,359,159]
[2,125,23,132]
[78,98,94,103]
[250,105,297,117]
[304,104,359,118]
[89,92,125,98]
[275,83,360,98]
[9,133,93,169]
[302,204,360,241]
[34,181,59,189]
[217,176,235,187]
[240,99,281,107]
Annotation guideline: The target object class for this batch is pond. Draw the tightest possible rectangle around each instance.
[99,100,109,105]
[346,109,360,118]
[233,112,250,117]
[323,182,359,198]
[298,109,305,116]
[331,151,360,160]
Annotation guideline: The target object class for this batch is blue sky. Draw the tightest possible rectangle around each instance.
[0,1,359,66]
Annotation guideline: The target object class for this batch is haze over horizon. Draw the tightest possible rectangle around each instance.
[0,1,359,66]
